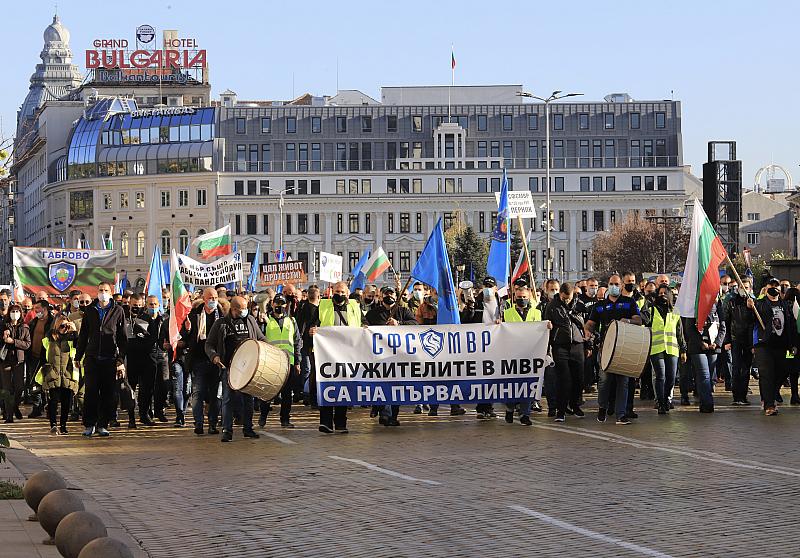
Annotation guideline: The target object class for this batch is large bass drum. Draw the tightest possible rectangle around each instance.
[599,320,652,378]
[228,340,290,400]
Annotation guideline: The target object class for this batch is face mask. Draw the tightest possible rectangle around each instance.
[363,297,374,306]
[548,290,558,298]
[206,300,218,310]
[383,296,396,306]
[483,288,493,299]
[608,285,621,297]
[10,312,20,321]
[516,298,530,308]
[587,287,598,297]
[72,300,80,309]
[740,289,749,298]
[413,290,424,302]
[147,307,158,316]
[98,293,111,304]
[767,287,780,298]
[35,310,45,319]
[240,309,249,318]
[720,285,729,293]
[273,306,284,316]
[645,291,656,299]
[332,293,347,305]
[623,283,635,293]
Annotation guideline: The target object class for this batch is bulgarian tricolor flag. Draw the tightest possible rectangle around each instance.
[191,224,232,259]
[168,249,193,358]
[675,200,728,331]
[511,246,529,285]
[363,247,391,282]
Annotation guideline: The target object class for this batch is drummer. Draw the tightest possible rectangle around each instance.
[205,296,266,442]
[584,274,642,425]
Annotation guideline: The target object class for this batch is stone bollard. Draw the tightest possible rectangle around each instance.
[23,470,67,521]
[77,537,135,558]
[37,488,85,544]
[55,510,108,558]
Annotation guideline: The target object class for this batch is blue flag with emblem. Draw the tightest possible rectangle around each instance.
[146,245,165,308]
[247,242,261,292]
[486,169,510,287]
[410,218,460,325]
[349,249,371,292]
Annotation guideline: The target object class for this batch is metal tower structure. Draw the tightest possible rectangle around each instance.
[703,141,742,255]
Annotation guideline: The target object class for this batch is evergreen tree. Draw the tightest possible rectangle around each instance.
[452,226,488,283]
[510,222,524,268]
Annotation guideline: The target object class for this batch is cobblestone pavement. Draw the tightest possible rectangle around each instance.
[5,385,800,558]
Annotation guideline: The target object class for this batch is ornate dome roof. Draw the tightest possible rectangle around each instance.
[43,14,69,45]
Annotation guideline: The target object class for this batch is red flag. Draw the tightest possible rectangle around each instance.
[511,248,529,285]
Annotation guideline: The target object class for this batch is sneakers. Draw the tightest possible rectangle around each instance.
[243,429,260,438]
[531,401,543,413]
[505,411,514,424]
[626,412,639,419]
[741,399,752,406]
[155,414,169,423]
[208,426,219,435]
[428,409,438,416]
[82,426,95,437]
[657,406,668,415]
[335,426,349,434]
[597,408,607,423]
[699,405,715,413]
[413,405,423,414]
[194,426,204,435]
[775,393,784,404]
[258,416,267,428]
[378,416,390,426]
[318,425,334,433]
[615,416,632,425]
[520,415,532,426]
[680,396,691,406]
[221,431,233,442]
[572,407,585,418]
[731,400,743,406]
[547,408,557,418]
[554,413,565,423]
[765,407,779,416]
[96,427,110,437]
[387,418,400,427]
[280,421,295,429]
[59,426,68,435]
[450,406,467,416]
[50,425,58,434]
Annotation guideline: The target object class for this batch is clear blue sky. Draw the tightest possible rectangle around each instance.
[3,0,797,187]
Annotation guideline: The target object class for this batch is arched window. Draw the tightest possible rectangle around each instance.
[79,233,86,249]
[161,230,171,254]
[179,229,189,255]
[120,231,129,257]
[136,231,145,257]
[196,229,206,255]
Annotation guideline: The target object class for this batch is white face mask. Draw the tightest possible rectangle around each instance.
[72,299,80,309]
[413,290,425,301]
[240,309,249,318]
[10,312,20,321]
[587,287,598,297]
[98,292,111,304]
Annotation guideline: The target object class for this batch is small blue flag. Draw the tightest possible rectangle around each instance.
[146,245,165,308]
[410,218,460,325]
[247,242,261,292]
[486,169,510,287]
[349,250,371,291]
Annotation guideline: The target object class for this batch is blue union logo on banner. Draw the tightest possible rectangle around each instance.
[48,261,77,292]
[419,329,444,358]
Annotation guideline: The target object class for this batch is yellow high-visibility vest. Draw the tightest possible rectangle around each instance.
[503,306,542,322]
[319,299,362,328]
[650,309,680,356]
[265,316,297,365]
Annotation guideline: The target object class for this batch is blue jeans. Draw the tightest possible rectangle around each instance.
[505,399,532,417]
[173,362,188,414]
[191,360,220,429]
[221,368,254,433]
[650,352,678,408]
[598,370,629,420]
[690,353,716,408]
[300,351,312,396]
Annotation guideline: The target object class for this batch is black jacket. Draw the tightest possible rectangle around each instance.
[544,297,586,346]
[75,299,128,365]
[295,302,320,353]
[681,303,726,355]
[723,294,756,346]
[204,314,265,365]
[128,311,163,360]
[753,298,797,350]
[184,304,223,366]
[365,304,418,326]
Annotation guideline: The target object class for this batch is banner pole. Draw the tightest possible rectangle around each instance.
[725,254,765,330]
[516,215,537,299]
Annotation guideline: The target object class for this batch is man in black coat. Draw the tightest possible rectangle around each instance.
[75,282,128,437]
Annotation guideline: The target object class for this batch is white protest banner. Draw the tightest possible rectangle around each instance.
[319,251,343,283]
[176,251,242,287]
[495,191,537,219]
[314,322,548,406]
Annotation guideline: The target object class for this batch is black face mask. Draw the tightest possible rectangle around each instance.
[383,296,396,306]
[332,293,347,305]
[767,287,780,298]
[132,307,143,315]
[623,284,635,293]
[273,306,285,316]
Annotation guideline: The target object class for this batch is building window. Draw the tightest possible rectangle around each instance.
[580,177,590,192]
[470,114,485,132]
[311,179,320,194]
[362,115,372,133]
[136,230,145,257]
[502,114,512,131]
[657,176,667,190]
[246,214,257,235]
[365,212,371,234]
[632,176,642,191]
[286,143,296,171]
[594,210,605,231]
[479,212,486,233]
[286,116,296,133]
[349,179,358,194]
[581,211,588,231]
[552,113,564,131]
[747,232,760,245]
[259,180,269,195]
[606,176,616,191]
[412,115,422,132]
[604,113,615,129]
[261,117,271,133]
[412,178,422,193]
[400,213,410,233]
[178,189,189,207]
[644,176,655,190]
[477,178,488,193]
[337,213,343,234]
[120,231,129,257]
[529,177,539,192]
[135,192,145,208]
[314,213,320,234]
[387,115,397,133]
[581,250,588,271]
[630,112,640,129]
[491,177,501,192]
[120,192,129,209]
[234,215,241,235]
[552,140,565,168]
[349,213,359,234]
[553,177,564,192]
[336,116,347,133]
[285,179,295,195]
[579,113,589,130]
[558,250,566,272]
[443,212,456,231]
[178,229,189,253]
[262,214,269,235]
[416,212,423,233]
[528,113,539,131]
[655,112,666,129]
[311,116,321,133]
[399,251,411,273]
[236,117,246,134]
[103,193,112,210]
[234,180,244,196]
[388,213,394,233]
[160,230,171,254]
[592,177,603,192]
[610,210,616,225]
[386,179,396,194]
[262,144,271,171]
[558,211,565,232]
[747,212,761,221]
[604,139,616,168]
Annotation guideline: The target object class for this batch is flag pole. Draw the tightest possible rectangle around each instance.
[516,215,537,299]
[724,254,765,329]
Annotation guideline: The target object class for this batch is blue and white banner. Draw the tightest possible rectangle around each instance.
[314,322,549,406]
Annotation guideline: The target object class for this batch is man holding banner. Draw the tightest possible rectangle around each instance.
[310,281,361,434]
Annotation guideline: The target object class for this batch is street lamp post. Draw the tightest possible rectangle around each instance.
[517,90,582,281]
[645,214,683,273]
